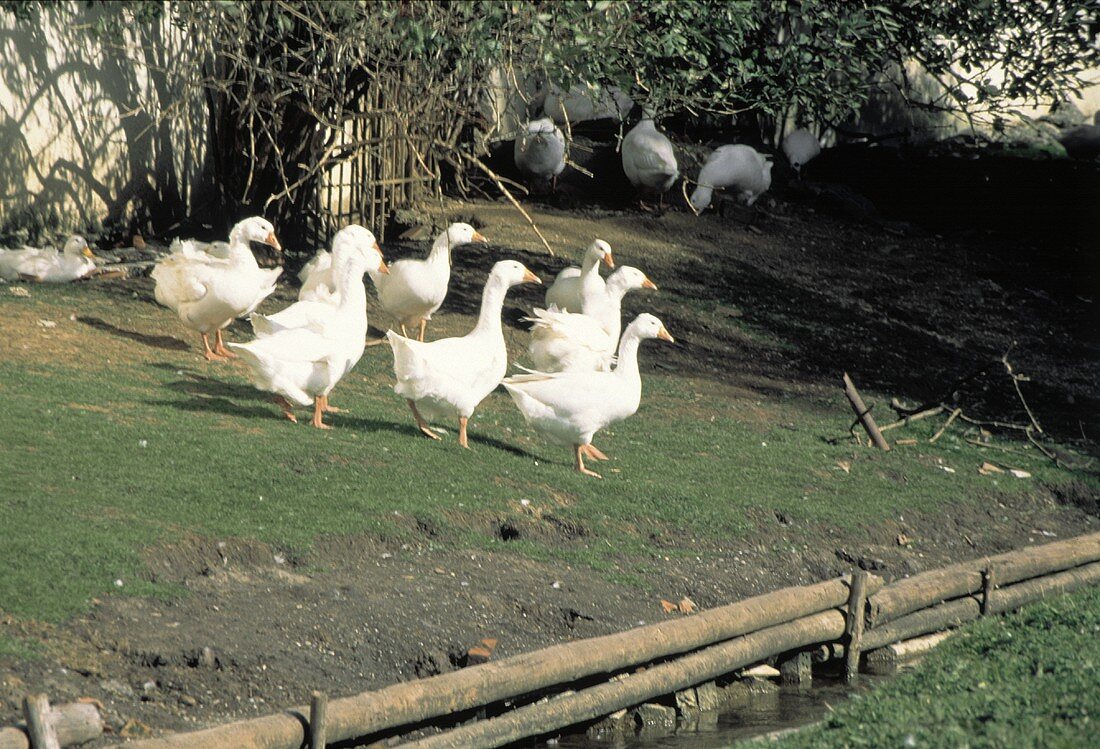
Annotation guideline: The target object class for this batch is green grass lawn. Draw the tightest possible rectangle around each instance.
[0,282,1088,623]
[773,584,1100,749]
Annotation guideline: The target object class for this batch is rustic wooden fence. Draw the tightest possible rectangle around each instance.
[5,531,1099,749]
[312,71,454,248]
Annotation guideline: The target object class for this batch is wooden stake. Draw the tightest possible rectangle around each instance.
[0,702,103,749]
[777,650,812,685]
[845,570,869,682]
[842,373,890,451]
[21,695,59,749]
[309,691,327,749]
[981,566,995,615]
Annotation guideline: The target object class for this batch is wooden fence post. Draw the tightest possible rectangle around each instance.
[21,695,59,749]
[778,650,812,686]
[981,566,995,615]
[845,571,870,682]
[309,691,327,749]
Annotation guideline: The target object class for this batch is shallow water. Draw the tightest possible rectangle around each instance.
[548,674,886,748]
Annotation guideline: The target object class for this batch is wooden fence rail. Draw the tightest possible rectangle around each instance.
[5,532,1099,749]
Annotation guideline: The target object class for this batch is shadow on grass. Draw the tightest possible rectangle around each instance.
[147,395,281,423]
[77,315,190,351]
[337,413,537,458]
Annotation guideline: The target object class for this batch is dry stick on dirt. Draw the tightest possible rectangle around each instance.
[929,407,962,443]
[842,373,891,451]
[1002,343,1043,434]
[879,404,946,432]
[442,144,556,256]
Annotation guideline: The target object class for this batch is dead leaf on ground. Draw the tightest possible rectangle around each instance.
[896,438,918,446]
[120,719,153,738]
[660,599,678,614]
[896,533,910,546]
[678,597,697,614]
[836,460,851,474]
[1009,469,1032,479]
[979,462,1004,476]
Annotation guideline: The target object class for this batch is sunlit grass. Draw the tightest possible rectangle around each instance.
[0,282,1086,621]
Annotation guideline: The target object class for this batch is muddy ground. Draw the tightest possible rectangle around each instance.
[2,161,1099,743]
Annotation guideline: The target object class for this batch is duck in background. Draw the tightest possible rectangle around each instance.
[782,128,822,177]
[0,235,97,283]
[151,217,282,361]
[621,118,679,209]
[515,117,567,191]
[689,144,773,212]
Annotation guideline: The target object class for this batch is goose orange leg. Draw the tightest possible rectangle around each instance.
[417,319,427,342]
[581,444,609,461]
[458,416,470,449]
[273,396,297,423]
[321,394,343,413]
[407,400,442,441]
[213,329,237,358]
[201,333,227,361]
[400,323,411,338]
[311,396,331,429]
[574,444,602,478]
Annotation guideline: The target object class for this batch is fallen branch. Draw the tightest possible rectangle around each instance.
[879,405,946,433]
[842,373,890,451]
[440,143,555,256]
[929,408,962,444]
[1002,344,1043,434]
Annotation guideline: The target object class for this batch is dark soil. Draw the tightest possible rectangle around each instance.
[3,150,1099,744]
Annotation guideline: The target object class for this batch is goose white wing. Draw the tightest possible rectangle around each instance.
[298,250,336,303]
[527,307,614,372]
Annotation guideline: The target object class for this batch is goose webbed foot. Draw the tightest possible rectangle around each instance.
[408,400,442,441]
[574,444,603,479]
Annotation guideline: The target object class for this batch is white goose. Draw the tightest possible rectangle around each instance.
[388,260,541,448]
[689,144,773,212]
[514,117,567,189]
[621,118,679,207]
[228,225,387,429]
[375,222,488,341]
[527,266,658,373]
[543,239,615,313]
[0,235,97,282]
[503,313,675,478]
[782,128,822,176]
[151,217,282,360]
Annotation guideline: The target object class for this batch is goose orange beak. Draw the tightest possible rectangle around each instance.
[265,232,282,252]
[472,231,489,244]
[522,268,542,284]
[657,326,675,343]
[603,250,615,269]
[374,241,384,257]
[378,260,390,275]
[642,277,658,291]
[82,247,96,259]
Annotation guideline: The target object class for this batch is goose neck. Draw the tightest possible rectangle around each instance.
[471,278,508,337]
[614,333,643,381]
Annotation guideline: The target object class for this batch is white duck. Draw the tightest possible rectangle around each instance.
[151,216,282,360]
[515,117,567,189]
[621,118,679,207]
[543,239,615,313]
[0,235,97,282]
[527,266,658,373]
[375,222,488,341]
[228,225,387,429]
[388,260,541,448]
[503,313,674,478]
[782,128,822,176]
[689,144,773,212]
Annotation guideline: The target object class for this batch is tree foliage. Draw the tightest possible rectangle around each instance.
[3,0,1097,240]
